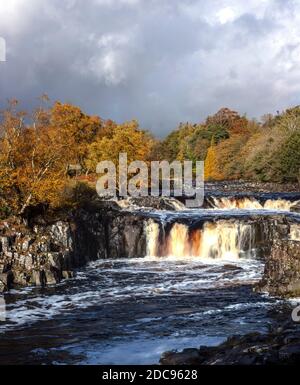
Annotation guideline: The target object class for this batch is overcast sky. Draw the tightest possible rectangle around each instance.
[0,0,300,136]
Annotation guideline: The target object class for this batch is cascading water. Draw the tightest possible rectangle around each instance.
[167,223,189,257]
[210,196,299,211]
[145,219,160,257]
[146,219,256,259]
[197,221,254,259]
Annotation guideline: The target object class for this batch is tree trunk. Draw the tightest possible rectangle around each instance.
[18,193,32,216]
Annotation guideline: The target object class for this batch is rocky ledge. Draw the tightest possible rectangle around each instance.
[256,238,300,297]
[0,201,141,292]
[205,180,300,193]
[0,216,74,292]
[160,320,300,365]
[0,196,183,292]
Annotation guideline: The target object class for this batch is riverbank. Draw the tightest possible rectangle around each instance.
[205,181,300,193]
[160,316,300,365]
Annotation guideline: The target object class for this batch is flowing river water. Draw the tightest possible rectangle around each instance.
[0,195,299,364]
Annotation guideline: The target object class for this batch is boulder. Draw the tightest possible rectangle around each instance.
[0,270,14,291]
[160,323,300,365]
[256,237,300,297]
[160,349,203,365]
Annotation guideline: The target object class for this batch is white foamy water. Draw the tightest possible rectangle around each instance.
[210,196,299,211]
[1,256,264,333]
[0,249,291,364]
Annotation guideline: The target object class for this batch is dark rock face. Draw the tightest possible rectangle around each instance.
[0,203,149,292]
[160,321,300,365]
[0,219,75,291]
[256,238,300,297]
[72,206,147,261]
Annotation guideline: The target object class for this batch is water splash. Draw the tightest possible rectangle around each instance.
[145,219,160,257]
[198,222,254,259]
[210,197,298,211]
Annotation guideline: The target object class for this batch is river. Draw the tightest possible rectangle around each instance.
[0,194,299,364]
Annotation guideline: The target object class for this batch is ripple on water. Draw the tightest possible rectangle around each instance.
[0,256,291,364]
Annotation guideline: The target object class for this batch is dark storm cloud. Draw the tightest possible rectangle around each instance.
[0,0,300,136]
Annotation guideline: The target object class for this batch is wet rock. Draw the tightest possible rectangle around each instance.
[0,196,300,298]
[45,268,61,285]
[278,343,300,363]
[116,196,185,211]
[256,237,300,298]
[62,270,74,279]
[32,270,46,286]
[0,281,5,293]
[223,264,243,271]
[160,325,300,365]
[0,236,13,252]
[160,349,203,365]
[0,270,13,291]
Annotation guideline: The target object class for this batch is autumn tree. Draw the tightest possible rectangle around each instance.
[204,140,222,180]
[0,100,72,214]
[0,100,105,215]
[50,102,103,170]
[85,120,155,173]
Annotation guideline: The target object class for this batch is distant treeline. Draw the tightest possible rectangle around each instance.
[154,107,300,184]
[0,97,299,217]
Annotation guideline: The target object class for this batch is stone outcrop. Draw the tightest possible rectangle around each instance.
[256,238,300,297]
[0,201,150,292]
[115,196,186,211]
[160,320,300,365]
[0,218,74,291]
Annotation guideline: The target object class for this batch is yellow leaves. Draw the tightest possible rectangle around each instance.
[204,145,223,181]
[50,102,102,165]
[85,120,155,172]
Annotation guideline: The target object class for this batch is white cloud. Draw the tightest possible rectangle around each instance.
[97,33,130,48]
[87,51,127,85]
[217,7,237,24]
[93,0,140,7]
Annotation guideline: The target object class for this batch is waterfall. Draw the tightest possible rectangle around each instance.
[197,221,254,259]
[210,197,298,211]
[264,199,299,210]
[146,219,256,259]
[166,223,189,257]
[145,219,160,257]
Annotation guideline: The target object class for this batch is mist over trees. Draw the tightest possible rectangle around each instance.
[0,98,299,218]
